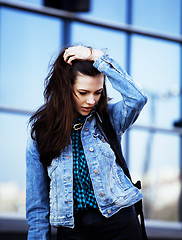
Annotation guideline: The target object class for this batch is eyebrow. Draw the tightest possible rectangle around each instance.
[78,88,103,92]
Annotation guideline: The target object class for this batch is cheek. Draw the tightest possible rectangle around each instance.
[73,95,83,107]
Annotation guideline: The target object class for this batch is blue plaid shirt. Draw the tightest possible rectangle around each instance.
[71,116,98,213]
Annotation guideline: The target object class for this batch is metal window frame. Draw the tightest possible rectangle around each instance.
[0,0,182,239]
[0,0,182,42]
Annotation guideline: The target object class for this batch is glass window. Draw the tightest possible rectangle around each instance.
[77,0,127,24]
[0,113,30,215]
[129,129,181,221]
[129,35,181,222]
[0,7,62,215]
[0,8,62,111]
[130,35,181,128]
[1,0,182,230]
[132,0,181,35]
[16,0,43,6]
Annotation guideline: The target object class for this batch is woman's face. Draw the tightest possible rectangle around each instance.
[73,72,104,116]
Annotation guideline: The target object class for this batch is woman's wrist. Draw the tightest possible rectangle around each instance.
[89,48,104,61]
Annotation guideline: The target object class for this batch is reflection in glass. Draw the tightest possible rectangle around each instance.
[132,0,181,35]
[0,113,30,215]
[131,35,180,128]
[129,129,180,221]
[77,0,126,24]
[17,0,43,6]
[0,8,62,111]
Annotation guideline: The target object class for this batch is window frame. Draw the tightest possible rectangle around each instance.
[0,0,182,238]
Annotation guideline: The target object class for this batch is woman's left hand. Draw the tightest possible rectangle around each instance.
[63,45,104,65]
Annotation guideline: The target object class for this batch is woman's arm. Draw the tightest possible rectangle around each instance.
[93,54,147,137]
[26,136,51,240]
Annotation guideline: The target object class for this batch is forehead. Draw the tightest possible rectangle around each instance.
[74,73,104,90]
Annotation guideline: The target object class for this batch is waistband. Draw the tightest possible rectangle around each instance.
[73,206,135,228]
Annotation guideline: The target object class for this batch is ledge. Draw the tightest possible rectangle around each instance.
[0,215,182,239]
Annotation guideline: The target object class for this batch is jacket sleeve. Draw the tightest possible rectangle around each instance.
[93,54,147,138]
[26,135,51,240]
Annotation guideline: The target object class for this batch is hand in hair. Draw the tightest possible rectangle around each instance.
[63,45,104,65]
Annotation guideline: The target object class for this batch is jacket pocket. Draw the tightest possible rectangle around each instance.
[93,133,115,159]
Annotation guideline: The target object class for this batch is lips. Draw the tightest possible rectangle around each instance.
[81,106,93,112]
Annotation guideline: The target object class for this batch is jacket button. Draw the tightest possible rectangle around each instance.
[99,192,104,197]
[85,128,89,131]
[65,177,71,181]
[89,147,94,152]
[94,169,98,174]
[93,133,99,138]
[107,209,111,214]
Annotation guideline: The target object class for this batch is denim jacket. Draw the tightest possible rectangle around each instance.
[26,54,147,239]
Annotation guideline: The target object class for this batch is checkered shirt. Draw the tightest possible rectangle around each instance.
[71,116,98,213]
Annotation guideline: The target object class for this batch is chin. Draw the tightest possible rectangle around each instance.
[80,110,91,116]
[80,112,90,116]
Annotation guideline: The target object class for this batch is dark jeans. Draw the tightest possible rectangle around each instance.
[57,206,143,240]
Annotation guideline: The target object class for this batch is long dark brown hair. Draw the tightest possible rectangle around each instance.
[29,47,108,166]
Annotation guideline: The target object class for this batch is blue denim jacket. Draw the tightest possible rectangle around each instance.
[26,54,147,239]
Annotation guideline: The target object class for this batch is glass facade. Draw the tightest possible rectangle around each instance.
[77,0,127,24]
[0,113,28,213]
[132,0,181,35]
[0,0,181,228]
[131,36,180,128]
[0,6,62,216]
[0,8,62,111]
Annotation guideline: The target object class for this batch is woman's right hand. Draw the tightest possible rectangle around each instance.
[63,45,104,65]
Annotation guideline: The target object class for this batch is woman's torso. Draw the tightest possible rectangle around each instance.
[47,111,142,228]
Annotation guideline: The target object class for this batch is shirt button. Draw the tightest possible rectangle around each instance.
[94,169,98,174]
[107,209,111,214]
[99,192,104,197]
[85,128,89,131]
[89,147,94,152]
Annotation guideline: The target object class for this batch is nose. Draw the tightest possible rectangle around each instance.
[86,95,95,105]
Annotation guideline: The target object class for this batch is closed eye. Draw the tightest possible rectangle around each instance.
[78,90,103,95]
[79,92,87,95]
[95,91,103,95]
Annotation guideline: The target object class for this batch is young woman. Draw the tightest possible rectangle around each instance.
[26,45,147,240]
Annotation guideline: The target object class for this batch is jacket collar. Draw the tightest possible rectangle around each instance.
[87,108,103,123]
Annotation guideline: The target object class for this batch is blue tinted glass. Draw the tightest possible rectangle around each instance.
[132,0,181,35]
[17,0,43,6]
[0,113,29,214]
[129,35,181,222]
[77,0,127,23]
[0,8,62,111]
[129,129,180,221]
[71,22,127,102]
[131,36,180,128]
